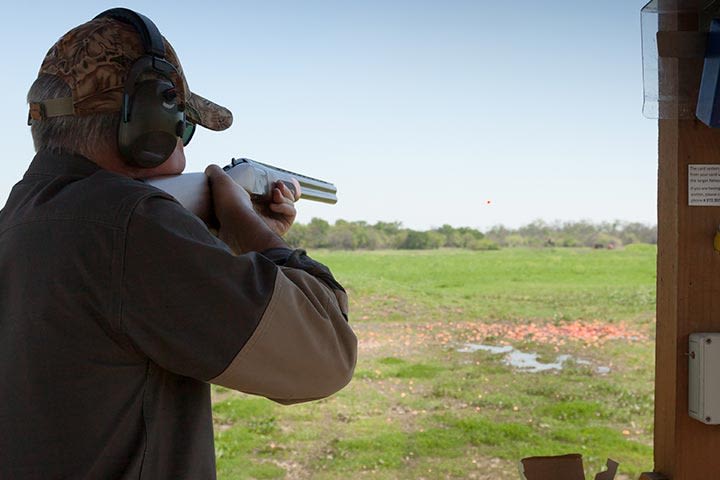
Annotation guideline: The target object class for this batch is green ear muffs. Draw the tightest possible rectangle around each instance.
[118,79,188,168]
[96,8,191,169]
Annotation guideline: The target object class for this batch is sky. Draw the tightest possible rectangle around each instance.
[0,0,658,231]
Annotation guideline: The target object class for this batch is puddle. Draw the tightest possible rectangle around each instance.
[458,344,513,355]
[458,343,610,374]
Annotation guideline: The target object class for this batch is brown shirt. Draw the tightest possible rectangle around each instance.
[0,151,356,479]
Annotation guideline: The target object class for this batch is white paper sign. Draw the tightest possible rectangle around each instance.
[689,164,720,206]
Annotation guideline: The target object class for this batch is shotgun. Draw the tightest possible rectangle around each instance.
[145,157,337,226]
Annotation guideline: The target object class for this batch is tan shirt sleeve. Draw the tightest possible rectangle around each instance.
[210,266,357,404]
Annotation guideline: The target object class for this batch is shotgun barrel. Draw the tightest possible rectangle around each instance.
[225,157,337,205]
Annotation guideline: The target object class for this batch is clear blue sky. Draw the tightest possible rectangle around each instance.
[0,0,657,230]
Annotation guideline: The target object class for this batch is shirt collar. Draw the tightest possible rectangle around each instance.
[25,149,103,178]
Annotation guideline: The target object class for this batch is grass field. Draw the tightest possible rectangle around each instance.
[212,246,657,479]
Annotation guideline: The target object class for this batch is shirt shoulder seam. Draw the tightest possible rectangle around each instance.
[114,191,178,339]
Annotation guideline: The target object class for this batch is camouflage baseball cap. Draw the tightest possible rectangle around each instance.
[32,17,232,131]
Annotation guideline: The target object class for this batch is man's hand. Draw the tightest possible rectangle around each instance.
[253,179,301,237]
[205,165,288,254]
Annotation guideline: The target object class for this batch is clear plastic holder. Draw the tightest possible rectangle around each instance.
[641,0,720,119]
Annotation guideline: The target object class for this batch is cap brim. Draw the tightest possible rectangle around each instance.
[186,91,233,131]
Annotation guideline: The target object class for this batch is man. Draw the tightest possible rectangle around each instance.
[0,8,356,480]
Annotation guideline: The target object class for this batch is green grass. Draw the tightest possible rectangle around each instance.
[313,245,656,323]
[213,246,657,479]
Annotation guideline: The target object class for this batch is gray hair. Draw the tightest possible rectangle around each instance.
[27,74,119,157]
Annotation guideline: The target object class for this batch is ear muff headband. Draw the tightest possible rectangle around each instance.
[95,8,188,111]
[94,8,166,57]
[94,8,189,168]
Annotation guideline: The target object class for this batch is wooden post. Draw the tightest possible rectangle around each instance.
[650,0,720,477]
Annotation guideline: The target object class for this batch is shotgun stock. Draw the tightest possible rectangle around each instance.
[145,157,337,225]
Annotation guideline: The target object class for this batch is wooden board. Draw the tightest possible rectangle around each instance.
[653,1,720,477]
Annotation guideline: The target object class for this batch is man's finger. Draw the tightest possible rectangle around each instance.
[204,164,223,179]
[269,202,296,217]
[275,181,298,202]
[272,185,293,204]
[205,165,238,189]
[291,178,302,201]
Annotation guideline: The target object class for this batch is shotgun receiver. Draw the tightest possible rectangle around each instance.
[145,157,337,225]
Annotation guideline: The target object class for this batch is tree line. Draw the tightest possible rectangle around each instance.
[285,218,657,251]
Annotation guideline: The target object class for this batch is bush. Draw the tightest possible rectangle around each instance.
[467,238,500,251]
[398,231,441,250]
[286,218,656,251]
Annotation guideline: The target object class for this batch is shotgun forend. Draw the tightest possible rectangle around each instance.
[224,157,337,205]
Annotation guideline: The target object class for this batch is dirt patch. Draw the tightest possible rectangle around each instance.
[355,320,648,358]
[211,388,236,405]
[268,459,310,479]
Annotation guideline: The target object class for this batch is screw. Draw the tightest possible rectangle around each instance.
[707,338,713,345]
[707,417,712,422]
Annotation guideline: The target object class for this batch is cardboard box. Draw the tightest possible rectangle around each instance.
[519,454,618,480]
